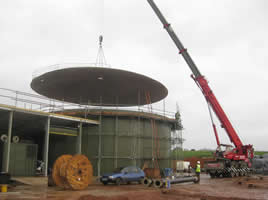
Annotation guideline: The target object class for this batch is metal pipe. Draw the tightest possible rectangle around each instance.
[153,179,163,188]
[142,177,153,187]
[169,176,197,184]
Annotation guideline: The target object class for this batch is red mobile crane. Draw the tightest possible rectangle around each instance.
[147,0,254,178]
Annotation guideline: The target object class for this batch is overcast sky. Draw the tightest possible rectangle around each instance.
[0,0,267,151]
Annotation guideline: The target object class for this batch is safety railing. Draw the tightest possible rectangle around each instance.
[0,88,176,119]
[32,63,112,79]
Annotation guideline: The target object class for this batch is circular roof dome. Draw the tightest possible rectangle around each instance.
[31,65,168,106]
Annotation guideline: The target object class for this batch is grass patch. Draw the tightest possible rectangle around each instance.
[172,150,213,159]
[255,151,268,156]
[172,150,268,159]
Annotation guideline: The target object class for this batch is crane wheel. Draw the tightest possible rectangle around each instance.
[52,154,93,190]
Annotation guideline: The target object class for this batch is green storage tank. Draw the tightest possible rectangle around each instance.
[78,109,180,176]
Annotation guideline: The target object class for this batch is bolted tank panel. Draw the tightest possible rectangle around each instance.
[81,111,176,176]
[48,134,77,169]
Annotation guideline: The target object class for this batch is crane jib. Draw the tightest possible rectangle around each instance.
[147,0,253,156]
[147,0,202,78]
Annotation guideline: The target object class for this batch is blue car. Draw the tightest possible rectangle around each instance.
[100,166,145,185]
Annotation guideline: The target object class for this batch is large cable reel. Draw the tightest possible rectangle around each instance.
[52,154,93,190]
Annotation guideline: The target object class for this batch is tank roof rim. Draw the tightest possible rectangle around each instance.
[31,66,168,107]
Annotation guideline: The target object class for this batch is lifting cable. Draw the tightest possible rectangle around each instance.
[95,0,108,67]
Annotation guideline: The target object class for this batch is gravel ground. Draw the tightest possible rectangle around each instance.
[1,174,268,200]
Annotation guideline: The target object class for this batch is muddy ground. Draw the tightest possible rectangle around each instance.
[1,174,268,200]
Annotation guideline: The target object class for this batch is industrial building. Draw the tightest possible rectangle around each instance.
[0,91,99,177]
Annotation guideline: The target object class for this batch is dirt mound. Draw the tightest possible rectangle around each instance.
[184,157,214,168]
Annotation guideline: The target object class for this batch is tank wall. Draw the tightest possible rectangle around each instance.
[82,115,173,175]
[48,134,77,170]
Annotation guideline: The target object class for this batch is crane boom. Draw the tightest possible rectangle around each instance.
[147,0,253,159]
[147,0,201,78]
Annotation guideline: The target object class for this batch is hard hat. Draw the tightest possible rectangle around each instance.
[197,161,200,164]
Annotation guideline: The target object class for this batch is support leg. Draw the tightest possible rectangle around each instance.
[3,111,13,172]
[76,122,82,154]
[43,117,50,176]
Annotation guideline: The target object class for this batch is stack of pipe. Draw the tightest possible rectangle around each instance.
[252,154,268,175]
[143,176,198,188]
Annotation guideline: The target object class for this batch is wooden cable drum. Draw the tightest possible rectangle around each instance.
[66,154,93,190]
[52,154,93,190]
[52,154,72,189]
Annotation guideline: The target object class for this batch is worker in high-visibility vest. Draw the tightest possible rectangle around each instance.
[196,161,201,183]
